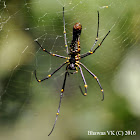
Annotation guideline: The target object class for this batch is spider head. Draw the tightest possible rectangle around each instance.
[73,22,82,36]
[69,63,76,70]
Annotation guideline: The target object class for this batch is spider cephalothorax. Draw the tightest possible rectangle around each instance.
[34,7,110,136]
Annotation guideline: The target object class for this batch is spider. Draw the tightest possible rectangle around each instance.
[34,7,110,136]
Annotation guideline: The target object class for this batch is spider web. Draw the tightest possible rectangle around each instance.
[0,0,140,139]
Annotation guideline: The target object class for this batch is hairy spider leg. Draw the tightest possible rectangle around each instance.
[35,62,67,82]
[63,7,69,54]
[79,62,104,101]
[48,71,68,136]
[90,11,99,51]
[80,30,110,59]
[35,40,67,59]
[76,63,88,96]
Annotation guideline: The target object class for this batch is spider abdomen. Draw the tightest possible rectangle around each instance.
[69,23,82,56]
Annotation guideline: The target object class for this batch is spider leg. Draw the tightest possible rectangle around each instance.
[79,62,104,101]
[69,67,78,75]
[92,30,110,54]
[80,30,110,59]
[35,62,67,82]
[63,7,69,54]
[35,40,68,59]
[90,11,99,52]
[76,64,88,96]
[48,71,68,136]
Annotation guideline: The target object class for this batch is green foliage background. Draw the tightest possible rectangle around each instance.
[0,0,140,140]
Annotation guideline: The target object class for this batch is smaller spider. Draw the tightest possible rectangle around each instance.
[34,7,110,136]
